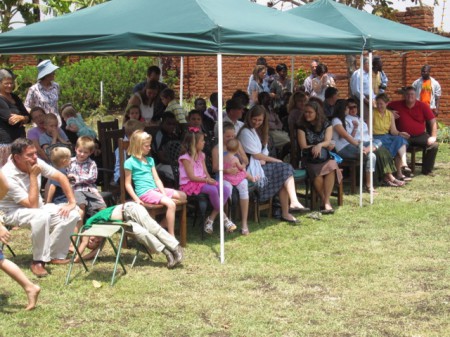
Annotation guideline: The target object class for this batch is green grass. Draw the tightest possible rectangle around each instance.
[1,145,450,337]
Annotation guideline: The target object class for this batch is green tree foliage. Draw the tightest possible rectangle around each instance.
[262,0,439,20]
[0,0,40,33]
[41,0,109,16]
[14,56,155,116]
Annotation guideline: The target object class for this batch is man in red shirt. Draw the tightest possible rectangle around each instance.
[387,87,439,175]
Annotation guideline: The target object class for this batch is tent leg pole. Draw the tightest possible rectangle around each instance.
[290,55,295,92]
[180,56,184,106]
[217,53,225,264]
[368,51,373,205]
[359,54,364,207]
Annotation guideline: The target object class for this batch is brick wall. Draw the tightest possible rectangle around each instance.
[6,6,450,124]
[177,6,450,125]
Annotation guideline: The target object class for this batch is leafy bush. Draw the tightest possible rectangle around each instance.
[294,67,308,88]
[437,121,450,143]
[14,56,157,117]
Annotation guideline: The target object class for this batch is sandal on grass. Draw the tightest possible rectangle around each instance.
[224,217,237,233]
[384,179,402,187]
[241,228,250,236]
[393,179,405,187]
[204,217,214,234]
[364,185,377,194]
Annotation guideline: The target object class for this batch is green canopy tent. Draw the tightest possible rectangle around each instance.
[289,0,450,204]
[0,0,367,263]
[0,0,364,55]
[288,0,450,51]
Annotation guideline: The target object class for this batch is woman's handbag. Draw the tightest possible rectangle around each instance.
[303,147,330,164]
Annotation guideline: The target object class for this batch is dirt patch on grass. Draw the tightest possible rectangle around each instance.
[208,332,231,337]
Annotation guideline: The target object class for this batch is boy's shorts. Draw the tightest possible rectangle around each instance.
[0,248,4,260]
[74,190,107,216]
[139,188,175,204]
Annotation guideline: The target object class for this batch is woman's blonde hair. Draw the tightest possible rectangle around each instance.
[252,65,267,84]
[127,130,152,159]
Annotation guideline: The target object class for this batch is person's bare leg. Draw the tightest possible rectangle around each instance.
[160,197,176,236]
[209,209,219,221]
[323,172,335,210]
[280,187,295,220]
[0,259,41,310]
[284,176,304,209]
[313,176,325,201]
[365,171,372,188]
[240,198,250,234]
[172,190,187,202]
[398,145,408,167]
[73,236,90,263]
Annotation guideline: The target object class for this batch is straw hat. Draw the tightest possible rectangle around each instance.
[37,60,59,80]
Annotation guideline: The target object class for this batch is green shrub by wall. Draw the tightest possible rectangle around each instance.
[14,56,155,117]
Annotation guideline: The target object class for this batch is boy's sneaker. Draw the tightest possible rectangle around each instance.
[224,217,237,233]
[204,217,214,234]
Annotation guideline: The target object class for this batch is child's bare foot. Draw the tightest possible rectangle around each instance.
[25,284,41,311]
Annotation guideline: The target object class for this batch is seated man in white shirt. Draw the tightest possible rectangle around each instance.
[0,138,80,277]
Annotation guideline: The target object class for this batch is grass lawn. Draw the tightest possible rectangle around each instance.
[1,144,449,337]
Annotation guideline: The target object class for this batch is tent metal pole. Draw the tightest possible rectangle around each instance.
[180,56,184,106]
[217,53,225,264]
[158,58,163,82]
[359,54,364,207]
[368,51,374,204]
[290,56,295,92]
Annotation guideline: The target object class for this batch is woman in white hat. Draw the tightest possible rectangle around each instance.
[24,60,61,127]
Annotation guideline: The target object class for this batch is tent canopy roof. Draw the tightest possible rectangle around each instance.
[0,0,364,56]
[288,0,450,51]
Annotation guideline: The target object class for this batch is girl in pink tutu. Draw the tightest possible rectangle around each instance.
[178,127,235,234]
[124,130,186,236]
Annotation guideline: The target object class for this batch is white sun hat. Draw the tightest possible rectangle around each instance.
[37,60,59,80]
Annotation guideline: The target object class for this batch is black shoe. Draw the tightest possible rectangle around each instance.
[320,208,335,215]
[402,166,413,177]
[162,248,176,269]
[172,245,183,266]
[280,216,300,224]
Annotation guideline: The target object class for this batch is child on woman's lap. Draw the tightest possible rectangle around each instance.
[179,127,236,234]
[223,138,256,235]
[224,139,257,185]
[124,130,186,236]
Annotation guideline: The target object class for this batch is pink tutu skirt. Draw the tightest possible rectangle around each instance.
[180,181,205,196]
